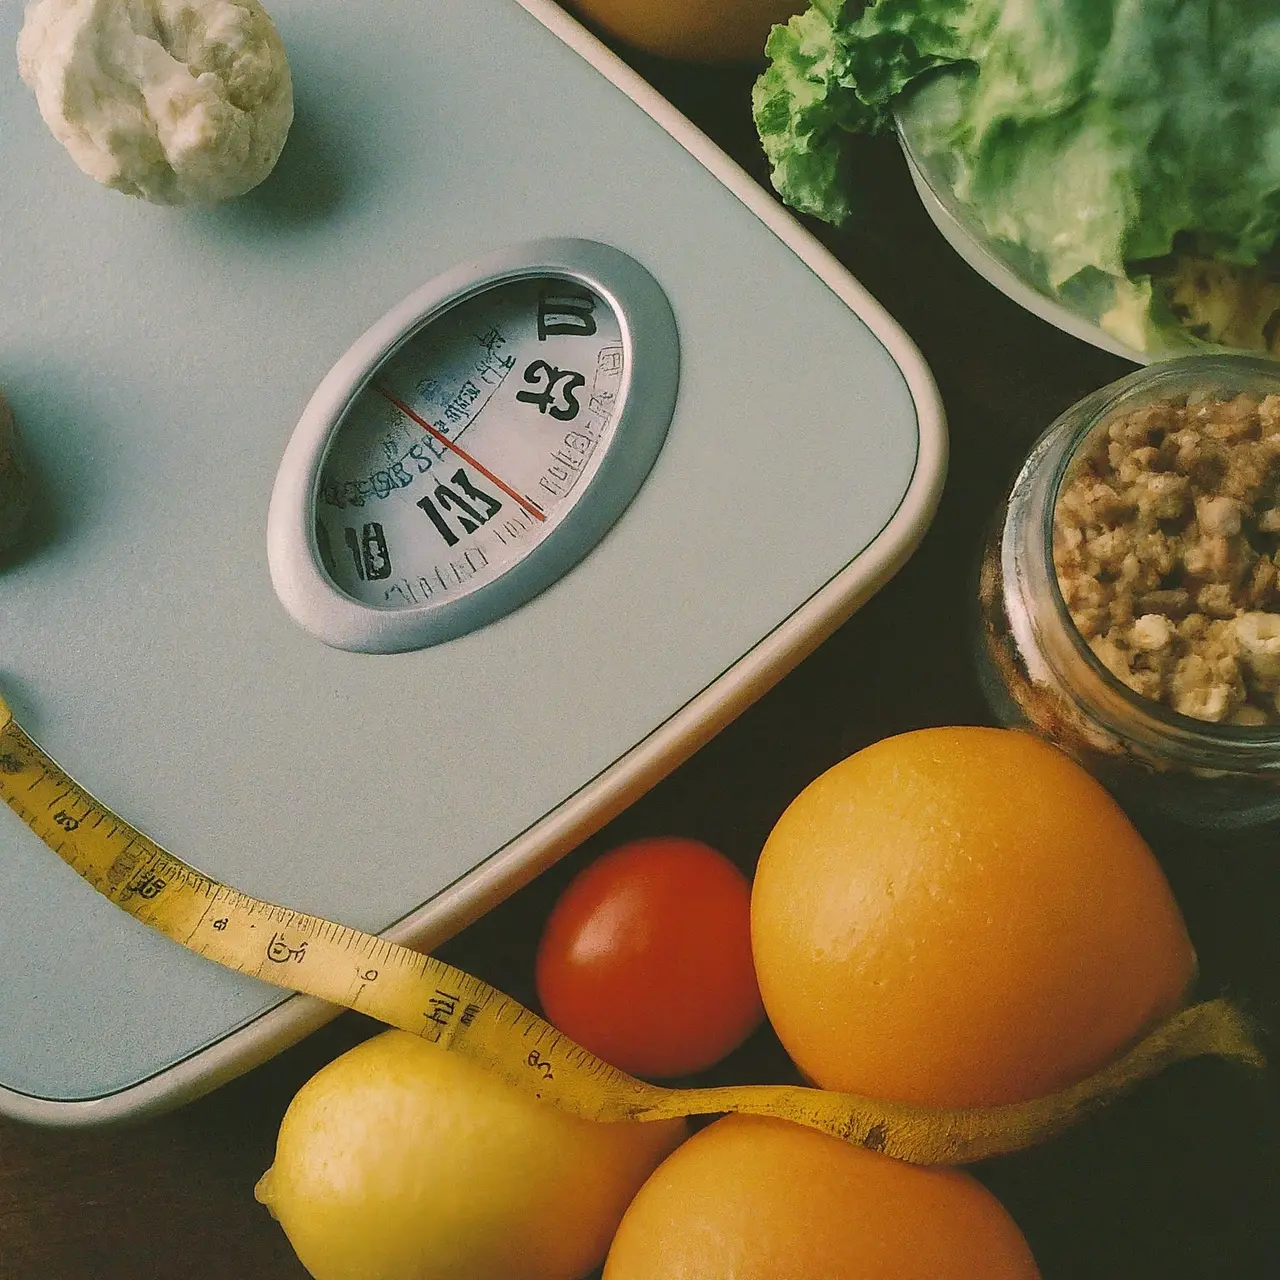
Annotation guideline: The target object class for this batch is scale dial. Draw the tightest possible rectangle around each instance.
[268,240,679,652]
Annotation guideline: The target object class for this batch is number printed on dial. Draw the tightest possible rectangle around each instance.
[315,278,625,610]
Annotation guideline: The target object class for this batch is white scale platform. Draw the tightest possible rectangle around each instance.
[0,0,945,1122]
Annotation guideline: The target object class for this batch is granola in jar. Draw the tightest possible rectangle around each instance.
[975,356,1280,830]
[1053,390,1280,726]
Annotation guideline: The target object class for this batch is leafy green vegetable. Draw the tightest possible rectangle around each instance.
[753,0,971,223]
[753,0,1280,354]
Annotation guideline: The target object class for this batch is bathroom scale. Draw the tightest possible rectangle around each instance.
[0,0,945,1123]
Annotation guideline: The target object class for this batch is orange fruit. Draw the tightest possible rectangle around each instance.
[750,727,1196,1107]
[602,1114,1041,1279]
[567,0,803,64]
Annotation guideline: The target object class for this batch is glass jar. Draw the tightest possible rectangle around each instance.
[976,355,1280,831]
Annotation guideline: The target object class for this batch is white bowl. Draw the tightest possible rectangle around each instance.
[894,97,1280,370]
[896,133,1151,366]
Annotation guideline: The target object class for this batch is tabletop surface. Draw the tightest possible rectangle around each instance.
[3,17,1279,1280]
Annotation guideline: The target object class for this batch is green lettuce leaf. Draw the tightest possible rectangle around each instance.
[752,0,974,224]
[753,0,1280,353]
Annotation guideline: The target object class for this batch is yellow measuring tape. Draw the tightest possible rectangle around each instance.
[0,694,1263,1163]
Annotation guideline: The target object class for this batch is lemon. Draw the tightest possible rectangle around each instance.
[255,1030,686,1280]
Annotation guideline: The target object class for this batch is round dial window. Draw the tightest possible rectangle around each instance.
[267,240,679,652]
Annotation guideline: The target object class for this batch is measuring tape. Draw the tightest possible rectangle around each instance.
[0,694,1262,1163]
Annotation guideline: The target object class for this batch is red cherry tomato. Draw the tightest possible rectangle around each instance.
[535,836,765,1079]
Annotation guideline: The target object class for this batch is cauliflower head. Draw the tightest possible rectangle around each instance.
[17,0,294,206]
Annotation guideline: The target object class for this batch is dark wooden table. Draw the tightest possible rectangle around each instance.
[4,32,1279,1280]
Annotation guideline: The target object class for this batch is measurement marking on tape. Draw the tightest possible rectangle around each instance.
[0,694,1262,1163]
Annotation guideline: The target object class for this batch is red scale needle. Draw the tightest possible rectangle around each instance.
[376,387,546,522]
